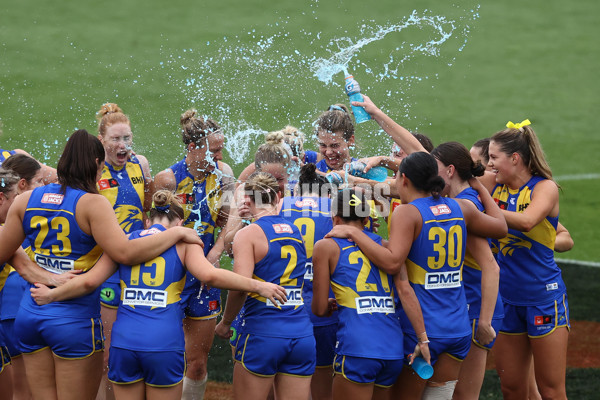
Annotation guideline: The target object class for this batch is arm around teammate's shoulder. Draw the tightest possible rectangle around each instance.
[503,179,559,232]
[77,193,201,265]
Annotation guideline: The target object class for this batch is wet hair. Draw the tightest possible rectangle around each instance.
[2,154,41,184]
[472,137,490,165]
[149,190,184,223]
[413,133,435,152]
[332,188,370,221]
[57,129,105,194]
[491,124,554,182]
[297,163,331,197]
[255,131,291,170]
[281,125,305,158]
[180,109,221,146]
[0,168,19,196]
[431,142,485,182]
[316,104,354,141]
[399,152,445,198]
[96,103,131,137]
[244,172,280,206]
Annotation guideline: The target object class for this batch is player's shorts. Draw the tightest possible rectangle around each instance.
[180,284,222,320]
[314,323,337,367]
[470,317,504,350]
[229,308,245,347]
[0,345,10,374]
[500,293,570,338]
[1,319,22,357]
[15,312,104,359]
[333,354,403,387]
[403,333,471,367]
[1,271,27,320]
[234,332,316,377]
[100,281,121,308]
[108,347,186,387]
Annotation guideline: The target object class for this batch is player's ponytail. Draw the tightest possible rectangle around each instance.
[149,190,184,222]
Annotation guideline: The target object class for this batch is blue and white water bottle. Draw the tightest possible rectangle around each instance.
[347,161,388,182]
[344,74,372,124]
[411,356,434,380]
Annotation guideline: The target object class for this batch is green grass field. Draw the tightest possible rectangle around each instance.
[2,0,599,396]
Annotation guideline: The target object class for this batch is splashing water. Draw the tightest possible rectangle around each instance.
[157,7,480,166]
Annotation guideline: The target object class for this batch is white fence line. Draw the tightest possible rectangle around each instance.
[555,258,600,268]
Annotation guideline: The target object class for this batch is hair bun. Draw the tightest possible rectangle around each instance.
[264,131,284,146]
[180,109,198,127]
[152,191,169,208]
[97,103,123,120]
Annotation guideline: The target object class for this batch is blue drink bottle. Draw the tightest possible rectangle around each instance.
[347,161,388,182]
[344,74,372,124]
[411,356,434,380]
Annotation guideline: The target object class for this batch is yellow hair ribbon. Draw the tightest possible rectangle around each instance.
[348,194,362,206]
[506,119,531,130]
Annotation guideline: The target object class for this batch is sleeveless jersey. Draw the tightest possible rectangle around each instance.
[455,187,504,320]
[98,158,145,286]
[330,231,403,359]
[111,224,187,351]
[242,215,313,338]
[303,150,318,165]
[279,196,336,326]
[169,158,222,254]
[98,158,145,234]
[402,196,470,338]
[21,184,103,317]
[492,176,565,305]
[0,149,16,165]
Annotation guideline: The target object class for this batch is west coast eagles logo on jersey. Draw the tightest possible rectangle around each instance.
[501,234,532,256]
[115,205,143,232]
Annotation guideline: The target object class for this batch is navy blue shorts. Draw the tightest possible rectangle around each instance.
[403,333,471,367]
[470,317,504,350]
[314,323,337,367]
[15,313,104,359]
[180,285,222,320]
[500,294,570,337]
[333,354,403,387]
[108,347,186,387]
[0,319,21,357]
[234,332,316,377]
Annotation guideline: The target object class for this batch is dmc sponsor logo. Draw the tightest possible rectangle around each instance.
[266,288,303,307]
[35,254,74,273]
[355,296,395,314]
[123,288,167,308]
[429,204,451,216]
[425,271,461,290]
[295,198,318,208]
[273,224,293,234]
[41,193,64,205]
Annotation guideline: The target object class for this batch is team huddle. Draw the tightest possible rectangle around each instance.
[0,94,572,400]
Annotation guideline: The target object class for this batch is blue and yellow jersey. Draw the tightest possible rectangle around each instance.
[169,158,222,255]
[492,176,565,306]
[455,187,504,320]
[280,196,336,326]
[0,149,16,165]
[242,215,313,338]
[21,184,103,317]
[98,158,145,234]
[330,231,403,359]
[402,196,470,338]
[111,224,187,352]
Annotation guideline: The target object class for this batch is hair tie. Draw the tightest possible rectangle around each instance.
[328,105,346,113]
[154,204,171,212]
[348,194,362,206]
[506,119,531,132]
